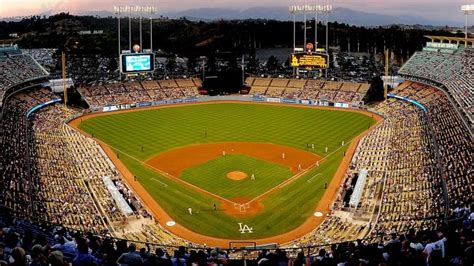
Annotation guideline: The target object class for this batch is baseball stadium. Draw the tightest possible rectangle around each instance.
[0,3,473,266]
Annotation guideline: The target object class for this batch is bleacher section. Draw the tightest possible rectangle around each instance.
[391,82,473,213]
[78,79,201,107]
[398,42,474,128]
[0,50,49,105]
[246,77,369,103]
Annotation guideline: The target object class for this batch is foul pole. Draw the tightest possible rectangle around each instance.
[62,52,68,106]
[384,49,389,100]
[139,16,142,49]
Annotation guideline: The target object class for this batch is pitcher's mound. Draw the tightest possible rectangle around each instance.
[227,171,248,180]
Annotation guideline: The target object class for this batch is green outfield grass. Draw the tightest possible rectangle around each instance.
[78,102,375,239]
[180,154,294,199]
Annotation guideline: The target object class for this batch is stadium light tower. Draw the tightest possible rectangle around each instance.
[289,4,332,52]
[462,5,474,39]
[113,5,157,53]
[288,4,333,78]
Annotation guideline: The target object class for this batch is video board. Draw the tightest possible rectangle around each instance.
[121,53,154,73]
[290,52,329,69]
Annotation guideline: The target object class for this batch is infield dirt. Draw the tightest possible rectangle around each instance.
[145,142,321,177]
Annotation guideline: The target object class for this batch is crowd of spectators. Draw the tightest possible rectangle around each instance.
[0,220,212,266]
[22,49,58,74]
[78,79,201,108]
[390,82,473,218]
[247,78,369,103]
[331,52,379,82]
[0,211,472,265]
[30,104,119,233]
[0,88,55,220]
[398,46,474,128]
[0,51,49,104]
[67,55,118,84]
[0,86,196,258]
[370,99,444,235]
[287,92,444,249]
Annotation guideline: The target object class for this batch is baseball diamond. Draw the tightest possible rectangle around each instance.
[72,101,379,243]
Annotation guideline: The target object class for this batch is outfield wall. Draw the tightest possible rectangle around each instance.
[87,95,364,114]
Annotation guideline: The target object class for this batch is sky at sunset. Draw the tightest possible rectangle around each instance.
[0,0,471,23]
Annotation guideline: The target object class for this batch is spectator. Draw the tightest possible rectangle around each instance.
[51,235,77,258]
[72,240,101,266]
[117,244,143,265]
[10,247,27,266]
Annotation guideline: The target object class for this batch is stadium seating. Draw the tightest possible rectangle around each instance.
[0,52,49,105]
[247,77,369,103]
[398,47,474,128]
[391,82,473,215]
[23,48,58,72]
[0,214,471,265]
[66,54,118,83]
[1,89,49,219]
[78,79,200,107]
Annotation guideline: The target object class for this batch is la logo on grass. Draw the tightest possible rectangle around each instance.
[238,223,253,234]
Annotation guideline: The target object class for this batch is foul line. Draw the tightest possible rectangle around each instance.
[151,178,168,187]
[90,141,237,205]
[245,133,366,205]
[306,173,321,183]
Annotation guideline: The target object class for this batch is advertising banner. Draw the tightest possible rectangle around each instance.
[282,98,297,104]
[138,102,152,107]
[185,97,198,103]
[266,97,281,103]
[252,96,266,102]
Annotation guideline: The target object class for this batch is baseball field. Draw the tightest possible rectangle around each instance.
[74,102,378,244]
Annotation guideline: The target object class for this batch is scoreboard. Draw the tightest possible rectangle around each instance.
[290,52,329,69]
[120,53,155,73]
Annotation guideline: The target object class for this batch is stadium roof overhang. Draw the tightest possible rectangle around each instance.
[425,35,474,47]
